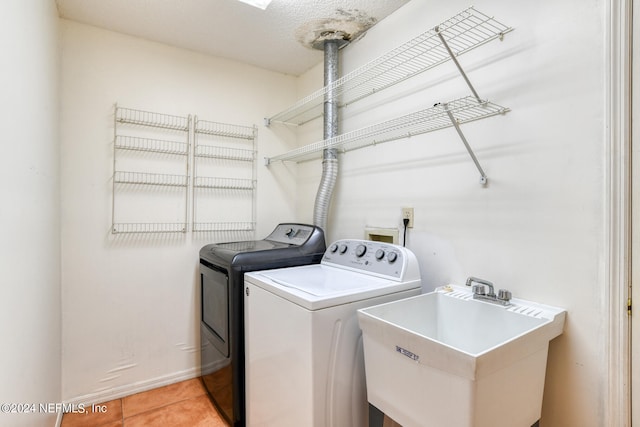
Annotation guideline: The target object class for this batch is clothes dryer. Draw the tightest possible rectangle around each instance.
[244,239,421,427]
[199,223,325,426]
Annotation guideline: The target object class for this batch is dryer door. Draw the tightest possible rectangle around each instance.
[200,264,229,357]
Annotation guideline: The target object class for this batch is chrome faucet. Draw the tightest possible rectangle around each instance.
[465,276,512,306]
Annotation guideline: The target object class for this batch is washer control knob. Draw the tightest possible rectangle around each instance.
[285,228,295,237]
[375,249,385,260]
[339,244,348,254]
[387,251,398,263]
[329,244,339,253]
[355,244,367,257]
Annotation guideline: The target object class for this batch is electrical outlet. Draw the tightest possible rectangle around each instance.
[402,207,414,228]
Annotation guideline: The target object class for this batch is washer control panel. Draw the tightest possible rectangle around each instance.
[321,239,409,279]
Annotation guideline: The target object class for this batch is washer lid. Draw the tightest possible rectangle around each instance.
[260,264,393,297]
[249,264,420,310]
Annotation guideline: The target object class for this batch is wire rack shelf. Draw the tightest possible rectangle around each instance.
[114,171,189,187]
[195,119,256,139]
[194,145,254,161]
[265,7,512,126]
[112,223,187,234]
[266,96,508,164]
[194,177,255,190]
[115,135,189,155]
[115,106,189,131]
[192,222,256,232]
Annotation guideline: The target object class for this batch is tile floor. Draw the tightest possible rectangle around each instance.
[61,378,229,427]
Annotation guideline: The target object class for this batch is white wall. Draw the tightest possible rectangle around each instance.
[294,0,607,425]
[59,21,298,403]
[0,1,61,426]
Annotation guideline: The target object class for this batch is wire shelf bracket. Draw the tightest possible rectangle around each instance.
[442,102,488,185]
[435,25,482,103]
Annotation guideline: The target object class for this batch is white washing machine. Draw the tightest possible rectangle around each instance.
[244,239,422,427]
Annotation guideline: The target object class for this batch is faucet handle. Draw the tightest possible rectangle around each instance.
[497,289,512,302]
[472,284,486,296]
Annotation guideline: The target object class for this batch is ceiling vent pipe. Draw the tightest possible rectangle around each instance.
[313,39,340,233]
[297,11,376,234]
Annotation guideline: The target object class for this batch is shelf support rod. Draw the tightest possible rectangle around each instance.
[443,104,488,185]
[112,104,118,234]
[436,26,482,103]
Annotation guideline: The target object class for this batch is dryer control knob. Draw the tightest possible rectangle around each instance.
[355,244,367,257]
[329,244,339,253]
[339,244,348,254]
[375,249,385,260]
[387,252,398,263]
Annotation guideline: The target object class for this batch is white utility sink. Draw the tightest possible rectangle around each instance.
[358,285,566,427]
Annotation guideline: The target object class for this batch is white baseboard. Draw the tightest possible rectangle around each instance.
[63,367,201,407]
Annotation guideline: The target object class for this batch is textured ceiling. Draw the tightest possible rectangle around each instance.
[56,0,410,76]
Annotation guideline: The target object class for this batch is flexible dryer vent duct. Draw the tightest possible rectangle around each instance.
[300,9,375,233]
[313,39,340,232]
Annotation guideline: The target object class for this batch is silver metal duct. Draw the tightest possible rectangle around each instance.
[313,39,340,232]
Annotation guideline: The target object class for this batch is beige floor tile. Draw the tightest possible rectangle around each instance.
[62,378,228,427]
[61,399,122,427]
[122,378,206,418]
[124,395,226,427]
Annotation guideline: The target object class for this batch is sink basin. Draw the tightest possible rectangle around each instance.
[358,285,566,427]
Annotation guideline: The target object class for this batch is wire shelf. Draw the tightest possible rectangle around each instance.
[194,145,255,161]
[192,222,256,232]
[193,177,255,190]
[195,119,256,140]
[112,223,187,234]
[266,96,508,164]
[115,106,190,131]
[112,106,257,234]
[114,171,189,187]
[115,135,189,155]
[266,7,512,126]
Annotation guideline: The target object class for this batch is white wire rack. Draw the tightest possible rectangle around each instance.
[193,177,255,190]
[114,171,189,187]
[265,96,508,164]
[195,119,256,139]
[112,105,191,234]
[194,145,254,161]
[192,222,256,232]
[112,106,257,234]
[192,117,257,233]
[115,135,189,155]
[115,106,189,131]
[265,7,513,126]
[112,223,187,234]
